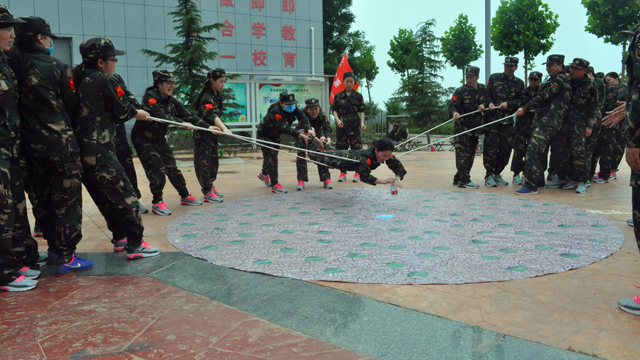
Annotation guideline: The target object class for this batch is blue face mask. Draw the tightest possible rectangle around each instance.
[44,37,53,55]
[284,104,296,113]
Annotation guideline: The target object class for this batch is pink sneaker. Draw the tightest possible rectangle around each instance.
[296,180,305,191]
[204,192,223,203]
[324,179,333,189]
[258,173,271,187]
[353,173,361,182]
[180,194,202,206]
[338,173,347,182]
[211,187,223,198]
[271,183,287,194]
[152,202,171,216]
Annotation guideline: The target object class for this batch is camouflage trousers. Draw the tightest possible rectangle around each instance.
[548,132,568,179]
[592,126,617,179]
[83,163,144,250]
[555,124,589,183]
[194,138,219,196]
[258,132,281,185]
[453,133,479,184]
[482,123,514,178]
[0,131,38,285]
[510,130,531,175]
[335,125,362,174]
[115,124,141,199]
[133,139,190,204]
[633,180,640,253]
[296,138,330,182]
[611,126,626,172]
[25,153,83,264]
[584,123,601,180]
[524,124,557,191]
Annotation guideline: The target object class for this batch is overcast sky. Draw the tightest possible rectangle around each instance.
[349,0,628,108]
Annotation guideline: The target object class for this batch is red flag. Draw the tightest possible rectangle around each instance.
[330,52,360,104]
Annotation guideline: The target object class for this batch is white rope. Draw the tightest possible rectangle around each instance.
[147,116,357,168]
[395,108,496,147]
[395,113,517,157]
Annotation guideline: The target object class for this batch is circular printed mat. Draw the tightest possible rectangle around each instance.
[166,188,625,284]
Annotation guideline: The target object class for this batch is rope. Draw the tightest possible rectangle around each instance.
[396,113,517,157]
[146,116,358,168]
[395,108,495,147]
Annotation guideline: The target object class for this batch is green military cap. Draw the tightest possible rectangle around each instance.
[528,71,543,80]
[596,72,605,79]
[0,4,25,26]
[207,67,225,80]
[16,16,59,39]
[79,38,125,61]
[586,66,595,74]
[305,98,320,107]
[152,70,176,83]
[279,91,297,105]
[569,58,590,69]
[504,56,519,66]
[542,54,565,65]
[465,66,480,75]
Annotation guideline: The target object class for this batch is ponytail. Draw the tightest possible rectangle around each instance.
[192,81,211,111]
[72,58,106,88]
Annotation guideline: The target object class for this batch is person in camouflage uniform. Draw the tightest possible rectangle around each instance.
[332,71,366,182]
[610,81,630,177]
[0,6,39,291]
[307,136,406,187]
[7,16,83,272]
[111,72,147,213]
[511,71,542,185]
[296,98,333,190]
[256,91,310,194]
[554,58,598,194]
[514,54,572,195]
[593,72,627,182]
[448,66,488,189]
[583,66,606,182]
[72,38,160,261]
[132,70,212,215]
[484,57,524,187]
[193,68,232,203]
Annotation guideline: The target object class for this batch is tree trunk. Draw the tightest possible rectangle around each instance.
[367,83,373,117]
[523,51,528,88]
[462,68,465,84]
[622,41,627,82]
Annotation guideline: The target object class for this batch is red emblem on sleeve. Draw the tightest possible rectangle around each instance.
[69,78,74,90]
[452,95,457,101]
[275,114,283,120]
[116,86,125,97]
[366,158,372,166]
[205,103,214,109]
[148,98,157,105]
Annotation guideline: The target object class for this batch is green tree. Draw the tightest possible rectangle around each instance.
[322,0,356,75]
[384,99,404,116]
[348,37,379,117]
[364,101,381,116]
[139,0,222,107]
[441,14,484,83]
[491,0,559,85]
[582,0,640,79]
[387,29,418,78]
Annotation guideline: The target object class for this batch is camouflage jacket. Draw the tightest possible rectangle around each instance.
[257,105,308,139]
[522,71,572,130]
[604,84,628,129]
[516,85,539,134]
[0,51,20,149]
[298,109,332,139]
[72,68,138,168]
[324,146,406,186]
[486,73,524,124]
[332,90,365,128]
[566,75,598,128]
[627,27,640,150]
[593,77,606,116]
[7,47,79,158]
[448,83,489,135]
[111,73,138,144]
[194,87,223,143]
[132,88,208,143]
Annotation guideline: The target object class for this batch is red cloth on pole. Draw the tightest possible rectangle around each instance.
[330,52,360,104]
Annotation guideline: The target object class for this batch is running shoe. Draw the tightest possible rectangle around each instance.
[138,203,149,214]
[593,171,600,180]
[56,254,93,277]
[180,194,202,206]
[203,192,223,203]
[494,174,508,186]
[152,202,172,216]
[33,226,43,237]
[257,172,271,187]
[593,178,609,184]
[353,173,361,182]
[18,266,40,280]
[324,179,333,189]
[36,253,47,267]
[458,181,480,189]
[546,174,567,188]
[619,286,640,316]
[338,173,347,182]
[126,240,161,259]
[485,175,497,187]
[512,174,524,185]
[211,187,223,198]
[575,182,587,194]
[515,187,537,195]
[627,219,634,227]
[611,172,618,180]
[0,276,37,292]
[296,180,305,191]
[113,238,127,252]
[271,184,288,194]
[563,180,579,190]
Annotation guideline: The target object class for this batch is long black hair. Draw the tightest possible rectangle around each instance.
[373,138,394,152]
[192,79,212,110]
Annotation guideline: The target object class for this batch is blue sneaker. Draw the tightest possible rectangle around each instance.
[55,254,93,277]
[515,187,537,195]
